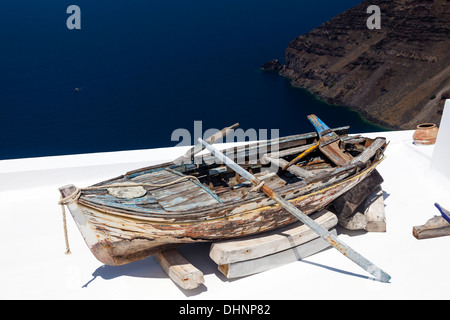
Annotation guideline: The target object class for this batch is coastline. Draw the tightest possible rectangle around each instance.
[307,87,398,131]
[274,58,448,131]
[297,84,394,132]
[275,0,449,131]
[278,71,395,132]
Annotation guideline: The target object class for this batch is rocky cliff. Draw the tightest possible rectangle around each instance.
[275,0,450,129]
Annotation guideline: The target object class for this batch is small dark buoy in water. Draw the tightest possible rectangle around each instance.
[74,87,79,92]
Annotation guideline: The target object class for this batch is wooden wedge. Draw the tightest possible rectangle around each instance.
[210,209,338,264]
[219,229,336,279]
[155,249,204,290]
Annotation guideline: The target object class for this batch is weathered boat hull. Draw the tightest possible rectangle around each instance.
[61,163,378,266]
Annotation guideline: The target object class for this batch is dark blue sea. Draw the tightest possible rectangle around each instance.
[0,0,387,160]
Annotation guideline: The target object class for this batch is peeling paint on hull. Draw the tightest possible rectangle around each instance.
[67,164,377,266]
[60,124,386,266]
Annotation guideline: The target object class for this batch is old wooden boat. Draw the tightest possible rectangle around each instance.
[59,115,387,266]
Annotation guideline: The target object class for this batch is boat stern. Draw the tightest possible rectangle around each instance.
[59,184,120,265]
[59,184,185,265]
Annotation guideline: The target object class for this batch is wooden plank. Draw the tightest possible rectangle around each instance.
[268,141,318,159]
[413,216,450,239]
[210,210,338,264]
[155,249,204,290]
[333,169,384,218]
[123,126,350,178]
[176,123,239,162]
[83,193,165,214]
[218,229,336,279]
[153,182,219,212]
[351,138,386,165]
[197,126,350,166]
[264,156,314,179]
[143,168,222,211]
[167,168,224,203]
[319,140,353,166]
[131,169,181,185]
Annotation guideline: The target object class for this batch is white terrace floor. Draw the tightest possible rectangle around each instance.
[1,128,450,300]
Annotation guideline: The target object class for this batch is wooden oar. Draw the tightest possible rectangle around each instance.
[282,141,319,170]
[198,138,391,283]
[174,123,239,163]
[307,114,352,166]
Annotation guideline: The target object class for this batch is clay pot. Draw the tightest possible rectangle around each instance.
[413,123,439,145]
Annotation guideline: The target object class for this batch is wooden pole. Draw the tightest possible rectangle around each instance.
[174,123,239,163]
[282,142,319,170]
[198,138,391,283]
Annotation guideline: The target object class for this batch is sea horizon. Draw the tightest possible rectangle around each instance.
[0,0,389,160]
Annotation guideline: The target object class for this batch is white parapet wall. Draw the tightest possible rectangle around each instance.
[0,146,187,191]
[2,124,450,299]
[431,99,450,192]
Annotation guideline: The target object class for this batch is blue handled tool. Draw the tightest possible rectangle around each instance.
[435,203,450,224]
[307,114,353,166]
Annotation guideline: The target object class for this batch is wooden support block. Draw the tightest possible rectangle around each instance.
[218,229,336,279]
[351,138,386,165]
[338,212,367,230]
[337,186,386,232]
[413,216,450,239]
[333,169,384,218]
[155,249,204,290]
[209,210,338,265]
[364,187,386,232]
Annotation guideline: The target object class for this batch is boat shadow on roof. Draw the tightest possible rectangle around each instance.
[81,256,166,288]
[81,242,217,296]
[59,115,389,284]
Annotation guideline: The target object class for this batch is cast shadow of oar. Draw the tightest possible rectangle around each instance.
[82,256,166,288]
[298,257,382,282]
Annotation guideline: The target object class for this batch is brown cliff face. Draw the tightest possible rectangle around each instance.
[279,0,450,129]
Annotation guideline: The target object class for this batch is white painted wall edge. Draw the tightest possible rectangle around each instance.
[430,99,450,190]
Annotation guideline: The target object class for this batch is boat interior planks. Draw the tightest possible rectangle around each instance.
[59,115,388,266]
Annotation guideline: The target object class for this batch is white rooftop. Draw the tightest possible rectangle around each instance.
[1,120,450,299]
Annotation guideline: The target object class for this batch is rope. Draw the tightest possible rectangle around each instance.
[58,175,200,255]
[60,203,71,255]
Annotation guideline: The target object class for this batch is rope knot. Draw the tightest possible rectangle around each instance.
[57,175,200,256]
